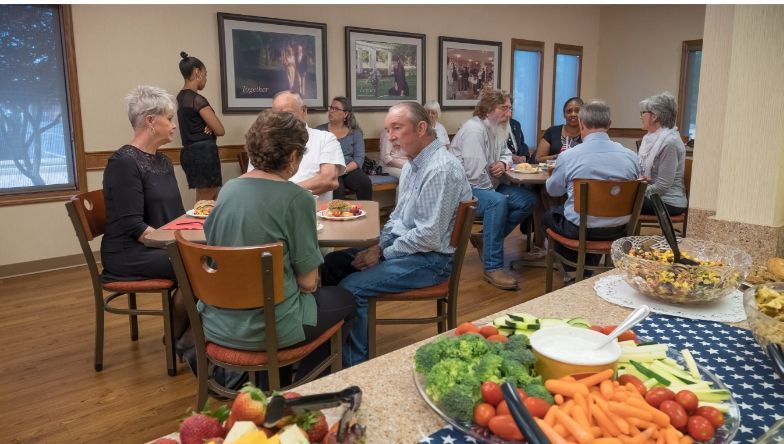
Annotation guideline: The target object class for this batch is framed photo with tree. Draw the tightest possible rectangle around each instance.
[345,27,425,110]
[438,36,501,109]
[217,13,328,113]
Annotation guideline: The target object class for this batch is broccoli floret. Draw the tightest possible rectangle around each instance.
[505,333,531,350]
[474,353,504,384]
[444,333,492,361]
[501,358,540,387]
[500,335,536,367]
[524,382,555,405]
[425,358,475,402]
[415,335,459,373]
[440,382,482,423]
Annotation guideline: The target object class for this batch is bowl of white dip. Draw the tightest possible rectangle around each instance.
[530,325,621,380]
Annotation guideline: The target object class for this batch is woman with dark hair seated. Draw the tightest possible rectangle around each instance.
[318,96,372,200]
[533,97,584,162]
[638,92,687,216]
[200,110,356,385]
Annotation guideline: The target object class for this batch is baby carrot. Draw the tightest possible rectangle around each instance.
[574,392,589,418]
[576,368,615,387]
[545,404,558,426]
[591,392,609,410]
[553,423,568,437]
[535,417,570,444]
[607,401,654,421]
[555,407,596,444]
[626,397,670,428]
[555,393,566,405]
[594,439,623,444]
[600,379,614,400]
[546,379,591,397]
[591,401,621,437]
[561,375,577,382]
[678,435,694,444]
[572,405,592,431]
[612,391,629,402]
[591,426,603,438]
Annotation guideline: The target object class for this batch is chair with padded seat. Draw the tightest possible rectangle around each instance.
[167,231,343,407]
[545,180,647,292]
[367,199,476,359]
[237,151,250,174]
[636,158,693,237]
[65,190,177,375]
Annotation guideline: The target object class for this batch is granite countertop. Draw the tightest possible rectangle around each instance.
[290,271,751,443]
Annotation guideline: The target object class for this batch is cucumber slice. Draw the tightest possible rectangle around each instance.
[567,317,590,327]
[508,313,539,324]
[681,349,701,380]
[630,360,671,386]
[498,327,515,337]
[494,315,513,328]
[538,318,569,329]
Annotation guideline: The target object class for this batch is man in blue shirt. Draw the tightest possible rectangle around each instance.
[322,102,472,367]
[545,100,641,281]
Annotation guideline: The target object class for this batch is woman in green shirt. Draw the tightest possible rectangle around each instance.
[200,110,356,386]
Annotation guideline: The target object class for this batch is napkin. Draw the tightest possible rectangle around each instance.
[161,219,204,230]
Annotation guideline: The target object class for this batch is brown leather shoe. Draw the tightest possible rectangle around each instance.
[470,233,484,260]
[483,269,519,290]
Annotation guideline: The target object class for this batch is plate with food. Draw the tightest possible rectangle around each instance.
[186,200,215,219]
[512,163,541,174]
[318,199,365,220]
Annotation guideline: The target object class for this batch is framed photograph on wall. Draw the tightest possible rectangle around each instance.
[217,13,328,113]
[438,37,501,109]
[345,27,425,110]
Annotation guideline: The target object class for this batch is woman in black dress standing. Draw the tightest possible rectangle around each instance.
[177,52,225,201]
[101,85,184,283]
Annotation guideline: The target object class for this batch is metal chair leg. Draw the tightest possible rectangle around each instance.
[545,238,554,293]
[368,299,377,359]
[128,292,138,341]
[161,290,177,376]
[95,298,105,372]
[330,329,342,374]
[436,300,446,334]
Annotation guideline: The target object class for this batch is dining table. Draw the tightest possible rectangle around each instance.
[151,270,784,443]
[142,200,381,249]
[506,168,549,185]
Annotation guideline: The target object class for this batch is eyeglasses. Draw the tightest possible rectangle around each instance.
[328,106,346,112]
[498,105,512,112]
[640,111,653,116]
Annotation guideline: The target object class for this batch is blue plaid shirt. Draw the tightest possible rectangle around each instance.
[380,139,472,259]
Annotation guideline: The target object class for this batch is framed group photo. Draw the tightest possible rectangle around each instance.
[217,13,328,113]
[438,37,502,109]
[345,27,425,110]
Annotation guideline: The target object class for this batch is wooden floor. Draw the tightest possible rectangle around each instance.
[1,230,564,443]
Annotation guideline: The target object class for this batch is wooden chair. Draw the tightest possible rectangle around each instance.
[237,151,250,174]
[65,190,177,375]
[545,180,647,292]
[637,158,693,236]
[367,199,476,358]
[167,232,343,408]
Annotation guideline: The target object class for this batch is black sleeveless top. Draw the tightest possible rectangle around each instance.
[176,89,216,146]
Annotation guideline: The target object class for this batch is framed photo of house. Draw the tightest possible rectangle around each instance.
[345,27,425,110]
[217,13,328,113]
[438,36,501,109]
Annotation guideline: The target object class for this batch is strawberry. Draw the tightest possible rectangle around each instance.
[225,383,267,429]
[179,404,229,444]
[297,411,328,443]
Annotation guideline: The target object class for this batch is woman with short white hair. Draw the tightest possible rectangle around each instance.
[638,92,687,215]
[101,85,184,283]
[424,100,450,147]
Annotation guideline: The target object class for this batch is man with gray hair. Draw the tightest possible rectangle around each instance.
[321,101,471,367]
[451,89,537,290]
[248,90,345,202]
[544,100,641,282]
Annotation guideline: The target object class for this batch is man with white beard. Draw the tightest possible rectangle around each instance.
[451,90,537,290]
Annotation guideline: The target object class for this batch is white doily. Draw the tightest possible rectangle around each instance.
[594,274,746,323]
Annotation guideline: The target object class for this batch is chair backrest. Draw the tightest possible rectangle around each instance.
[65,190,107,294]
[447,199,477,300]
[238,151,250,174]
[573,179,647,240]
[683,157,693,198]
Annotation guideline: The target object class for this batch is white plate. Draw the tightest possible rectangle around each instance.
[513,166,542,174]
[317,223,324,232]
[185,209,208,219]
[317,209,366,221]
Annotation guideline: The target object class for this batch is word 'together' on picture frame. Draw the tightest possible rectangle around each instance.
[438,36,502,109]
[217,12,328,113]
[345,26,425,110]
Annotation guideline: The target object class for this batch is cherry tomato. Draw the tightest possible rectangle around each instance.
[479,325,499,338]
[695,406,725,428]
[617,330,637,342]
[687,415,715,441]
[674,390,699,414]
[589,325,605,333]
[618,374,647,396]
[480,381,504,406]
[473,402,496,427]
[524,397,551,419]
[488,415,524,440]
[659,400,689,429]
[486,334,508,343]
[602,325,617,335]
[496,400,510,416]
[516,387,528,401]
[455,322,480,336]
[644,387,676,408]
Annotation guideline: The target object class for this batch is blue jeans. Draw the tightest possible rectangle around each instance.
[321,250,453,367]
[472,184,537,272]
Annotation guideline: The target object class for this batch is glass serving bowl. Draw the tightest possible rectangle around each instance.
[611,236,751,304]
[743,283,784,353]
[413,353,740,444]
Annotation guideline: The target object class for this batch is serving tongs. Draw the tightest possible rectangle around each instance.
[263,386,362,441]
[767,343,784,382]
[500,382,550,444]
[650,193,699,266]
